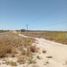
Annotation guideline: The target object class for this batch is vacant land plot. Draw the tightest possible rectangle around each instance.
[0,31,67,67]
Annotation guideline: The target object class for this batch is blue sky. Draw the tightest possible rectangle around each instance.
[0,0,67,31]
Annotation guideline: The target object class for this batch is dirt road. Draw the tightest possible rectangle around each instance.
[34,38,67,67]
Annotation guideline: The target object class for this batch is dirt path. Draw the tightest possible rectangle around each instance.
[34,38,67,67]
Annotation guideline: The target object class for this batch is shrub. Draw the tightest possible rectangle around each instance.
[30,46,38,53]
[0,44,12,58]
[6,61,17,66]
[17,56,27,64]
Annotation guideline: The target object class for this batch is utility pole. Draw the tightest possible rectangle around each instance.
[26,24,29,35]
[26,24,28,32]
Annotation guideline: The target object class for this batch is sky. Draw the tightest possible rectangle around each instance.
[0,0,67,31]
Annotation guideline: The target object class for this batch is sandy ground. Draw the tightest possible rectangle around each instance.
[34,38,67,67]
[0,33,67,67]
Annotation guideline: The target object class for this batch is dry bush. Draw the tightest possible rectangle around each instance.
[28,56,36,64]
[0,32,39,65]
[30,46,39,53]
[6,61,17,66]
[0,32,34,58]
[0,44,12,58]
[17,56,27,64]
[0,31,39,66]
[0,33,17,57]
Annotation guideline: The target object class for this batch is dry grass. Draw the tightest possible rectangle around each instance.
[21,31,67,44]
[0,32,36,58]
[0,32,39,64]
